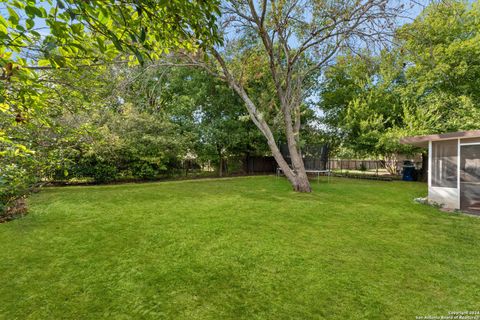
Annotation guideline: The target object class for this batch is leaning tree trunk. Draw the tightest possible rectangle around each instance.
[282,102,311,192]
[211,49,312,192]
[242,92,311,192]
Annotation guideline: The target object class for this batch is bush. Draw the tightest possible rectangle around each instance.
[0,164,36,217]
[132,162,157,180]
[73,157,118,183]
[91,163,118,182]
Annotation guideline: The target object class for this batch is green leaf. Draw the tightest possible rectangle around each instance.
[26,19,34,30]
[7,7,20,26]
[132,48,144,65]
[0,15,8,28]
[71,23,83,34]
[109,32,123,51]
[0,24,7,36]
[38,59,51,67]
[25,5,44,18]
[96,37,106,53]
[140,27,146,43]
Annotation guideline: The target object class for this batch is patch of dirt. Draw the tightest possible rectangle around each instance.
[0,197,28,223]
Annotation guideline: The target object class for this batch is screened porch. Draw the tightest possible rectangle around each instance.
[401,130,480,214]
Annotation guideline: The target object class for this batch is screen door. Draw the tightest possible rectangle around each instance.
[460,144,480,213]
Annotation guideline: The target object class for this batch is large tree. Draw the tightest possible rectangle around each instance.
[318,0,480,177]
[151,67,268,176]
[0,0,221,211]
[187,0,407,192]
[1,0,221,153]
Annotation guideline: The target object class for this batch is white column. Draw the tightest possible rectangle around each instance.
[428,140,432,190]
[457,138,461,209]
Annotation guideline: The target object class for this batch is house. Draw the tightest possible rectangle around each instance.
[400,130,480,214]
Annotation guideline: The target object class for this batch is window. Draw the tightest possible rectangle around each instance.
[432,140,457,188]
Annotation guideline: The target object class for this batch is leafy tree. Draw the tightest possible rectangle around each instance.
[397,0,480,134]
[70,103,189,182]
[1,0,220,149]
[3,0,406,194]
[319,0,480,175]
[131,66,269,176]
[185,0,406,191]
[1,0,221,213]
[320,52,410,162]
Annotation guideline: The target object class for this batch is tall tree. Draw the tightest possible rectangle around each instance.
[153,67,268,176]
[318,0,480,175]
[397,0,480,134]
[187,0,406,191]
[1,0,221,153]
[1,0,221,212]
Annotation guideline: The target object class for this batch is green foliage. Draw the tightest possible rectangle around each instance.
[320,0,480,158]
[1,0,221,211]
[53,97,191,182]
[132,162,157,180]
[397,0,480,133]
[1,0,221,151]
[76,159,118,183]
[0,163,34,212]
[144,66,269,174]
[320,51,410,157]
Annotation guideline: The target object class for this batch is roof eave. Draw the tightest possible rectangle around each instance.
[400,130,480,148]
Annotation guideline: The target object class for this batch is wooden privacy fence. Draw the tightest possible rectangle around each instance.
[329,159,384,171]
[298,159,401,173]
[183,156,412,176]
[244,158,403,175]
[244,156,276,173]
[328,159,404,175]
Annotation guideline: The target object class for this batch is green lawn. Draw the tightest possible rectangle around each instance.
[1,176,479,319]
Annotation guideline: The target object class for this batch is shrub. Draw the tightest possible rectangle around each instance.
[0,164,36,218]
[132,162,157,180]
[91,163,118,182]
[73,157,119,183]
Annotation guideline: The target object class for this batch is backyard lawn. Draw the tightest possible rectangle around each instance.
[1,176,479,319]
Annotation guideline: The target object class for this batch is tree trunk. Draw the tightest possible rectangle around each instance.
[282,100,311,192]
[420,152,428,182]
[218,158,223,177]
[217,146,223,177]
[211,49,311,192]
[384,154,398,175]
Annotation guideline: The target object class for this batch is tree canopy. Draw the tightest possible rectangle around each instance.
[319,0,480,162]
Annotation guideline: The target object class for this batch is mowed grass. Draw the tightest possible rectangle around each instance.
[1,176,479,319]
